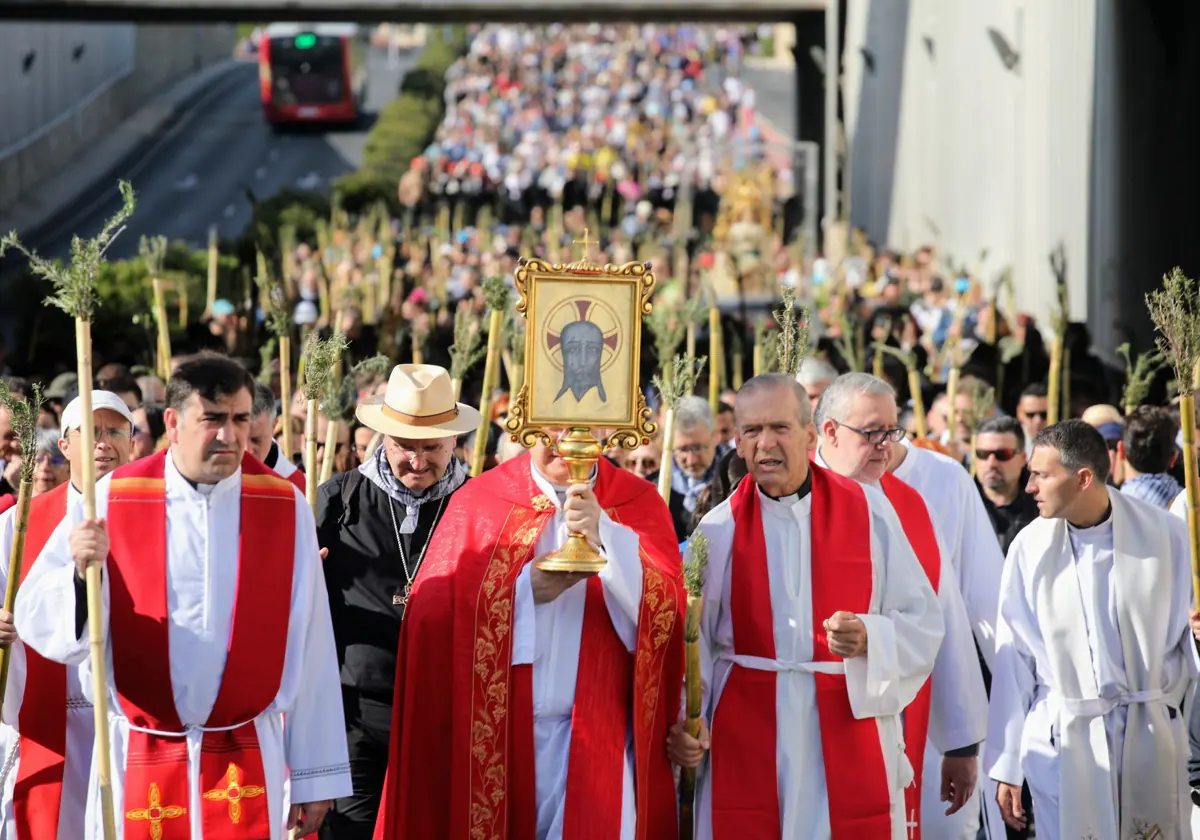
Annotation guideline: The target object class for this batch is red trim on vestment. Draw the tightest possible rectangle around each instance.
[372,455,683,840]
[106,451,295,839]
[880,472,942,840]
[14,482,69,840]
[712,467,893,840]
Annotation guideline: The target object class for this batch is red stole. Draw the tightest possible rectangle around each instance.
[14,482,69,840]
[282,470,305,494]
[879,472,941,840]
[106,451,296,839]
[711,466,893,839]
[372,454,684,840]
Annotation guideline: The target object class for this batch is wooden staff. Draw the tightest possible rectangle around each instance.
[1147,268,1200,605]
[679,529,710,839]
[472,278,509,477]
[1047,246,1069,426]
[708,304,721,415]
[300,331,348,509]
[2,180,135,840]
[0,383,40,705]
[205,225,219,316]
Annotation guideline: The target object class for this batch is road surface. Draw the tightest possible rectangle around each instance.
[31,45,416,262]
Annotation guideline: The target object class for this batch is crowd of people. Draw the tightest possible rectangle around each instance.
[0,19,1198,840]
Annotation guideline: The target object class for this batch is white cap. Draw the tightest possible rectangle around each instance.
[60,390,136,435]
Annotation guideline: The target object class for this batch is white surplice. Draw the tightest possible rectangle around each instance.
[0,484,93,840]
[892,440,1004,668]
[814,449,989,840]
[13,451,352,840]
[691,480,944,840]
[510,462,644,840]
[986,489,1196,840]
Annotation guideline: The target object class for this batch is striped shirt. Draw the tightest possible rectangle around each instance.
[1119,472,1183,510]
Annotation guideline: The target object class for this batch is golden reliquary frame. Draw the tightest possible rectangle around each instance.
[505,230,658,573]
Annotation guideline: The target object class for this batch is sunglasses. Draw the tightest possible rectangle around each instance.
[975,448,1018,462]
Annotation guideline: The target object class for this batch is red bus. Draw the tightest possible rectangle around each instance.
[259,23,366,127]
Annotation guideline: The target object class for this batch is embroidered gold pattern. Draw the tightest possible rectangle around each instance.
[126,782,187,840]
[532,494,554,512]
[202,762,266,824]
[469,505,550,840]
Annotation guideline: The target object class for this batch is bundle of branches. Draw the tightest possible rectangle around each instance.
[1147,267,1200,604]
[754,316,777,376]
[257,338,277,387]
[768,284,810,377]
[140,235,172,380]
[257,256,295,465]
[448,302,486,401]
[960,381,996,477]
[678,526,709,838]
[300,330,349,509]
[321,353,389,482]
[1,179,135,840]
[875,341,928,439]
[0,381,41,704]
[1117,342,1167,416]
[652,354,707,503]
[472,277,511,476]
[645,283,706,386]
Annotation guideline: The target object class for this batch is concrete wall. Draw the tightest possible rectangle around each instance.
[0,23,235,214]
[843,0,1098,329]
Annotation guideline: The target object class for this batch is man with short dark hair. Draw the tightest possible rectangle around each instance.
[714,402,735,448]
[16,353,351,838]
[1117,405,1181,508]
[1015,384,1049,458]
[987,420,1194,839]
[975,416,1039,555]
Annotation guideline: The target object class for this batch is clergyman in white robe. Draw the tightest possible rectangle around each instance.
[691,479,944,839]
[511,461,645,840]
[986,487,1196,840]
[814,448,989,839]
[0,485,92,840]
[13,451,353,840]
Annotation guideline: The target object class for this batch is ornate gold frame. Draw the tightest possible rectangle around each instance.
[504,255,658,452]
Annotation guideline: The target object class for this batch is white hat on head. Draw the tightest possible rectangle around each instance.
[60,390,136,436]
[355,365,482,441]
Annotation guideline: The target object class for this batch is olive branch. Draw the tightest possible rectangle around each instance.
[0,382,42,485]
[652,354,708,411]
[449,304,487,384]
[139,234,168,277]
[1,180,136,320]
[1117,342,1168,414]
[771,284,810,377]
[684,528,709,598]
[1146,268,1200,394]
[324,354,390,423]
[301,331,350,402]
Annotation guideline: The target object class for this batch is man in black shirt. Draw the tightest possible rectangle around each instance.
[975,416,1039,555]
[316,364,480,840]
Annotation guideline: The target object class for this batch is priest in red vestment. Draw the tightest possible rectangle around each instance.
[668,373,944,840]
[372,429,685,840]
[0,390,134,839]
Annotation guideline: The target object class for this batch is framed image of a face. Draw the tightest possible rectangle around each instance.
[506,257,656,450]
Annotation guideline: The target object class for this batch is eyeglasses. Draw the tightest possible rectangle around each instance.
[835,421,906,446]
[975,448,1018,462]
[69,426,131,442]
[675,443,710,455]
[35,451,66,466]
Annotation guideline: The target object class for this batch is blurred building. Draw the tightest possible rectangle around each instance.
[842,0,1200,355]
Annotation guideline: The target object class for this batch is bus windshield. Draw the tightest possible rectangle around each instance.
[267,36,345,105]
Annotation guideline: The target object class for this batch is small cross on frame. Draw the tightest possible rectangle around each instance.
[572,227,600,264]
[906,811,919,839]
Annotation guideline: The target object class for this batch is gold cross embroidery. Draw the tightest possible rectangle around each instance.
[202,762,266,825]
[127,782,187,840]
[572,228,600,265]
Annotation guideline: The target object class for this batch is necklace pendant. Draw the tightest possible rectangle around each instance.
[393,581,413,607]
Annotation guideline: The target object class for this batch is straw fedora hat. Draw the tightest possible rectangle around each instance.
[355,364,482,440]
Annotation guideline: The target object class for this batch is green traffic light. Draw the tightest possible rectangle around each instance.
[294,33,317,49]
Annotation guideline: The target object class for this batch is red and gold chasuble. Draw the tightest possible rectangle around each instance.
[105,451,296,839]
[879,472,941,840]
[14,482,70,840]
[711,465,894,840]
[373,454,684,840]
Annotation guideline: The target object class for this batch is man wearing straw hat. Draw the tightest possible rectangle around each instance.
[373,396,685,840]
[316,364,475,840]
[14,354,351,839]
[0,390,133,840]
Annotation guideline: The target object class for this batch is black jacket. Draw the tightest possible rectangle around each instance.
[316,471,461,696]
[976,472,1040,556]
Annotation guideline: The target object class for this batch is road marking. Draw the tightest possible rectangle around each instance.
[223,204,236,218]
